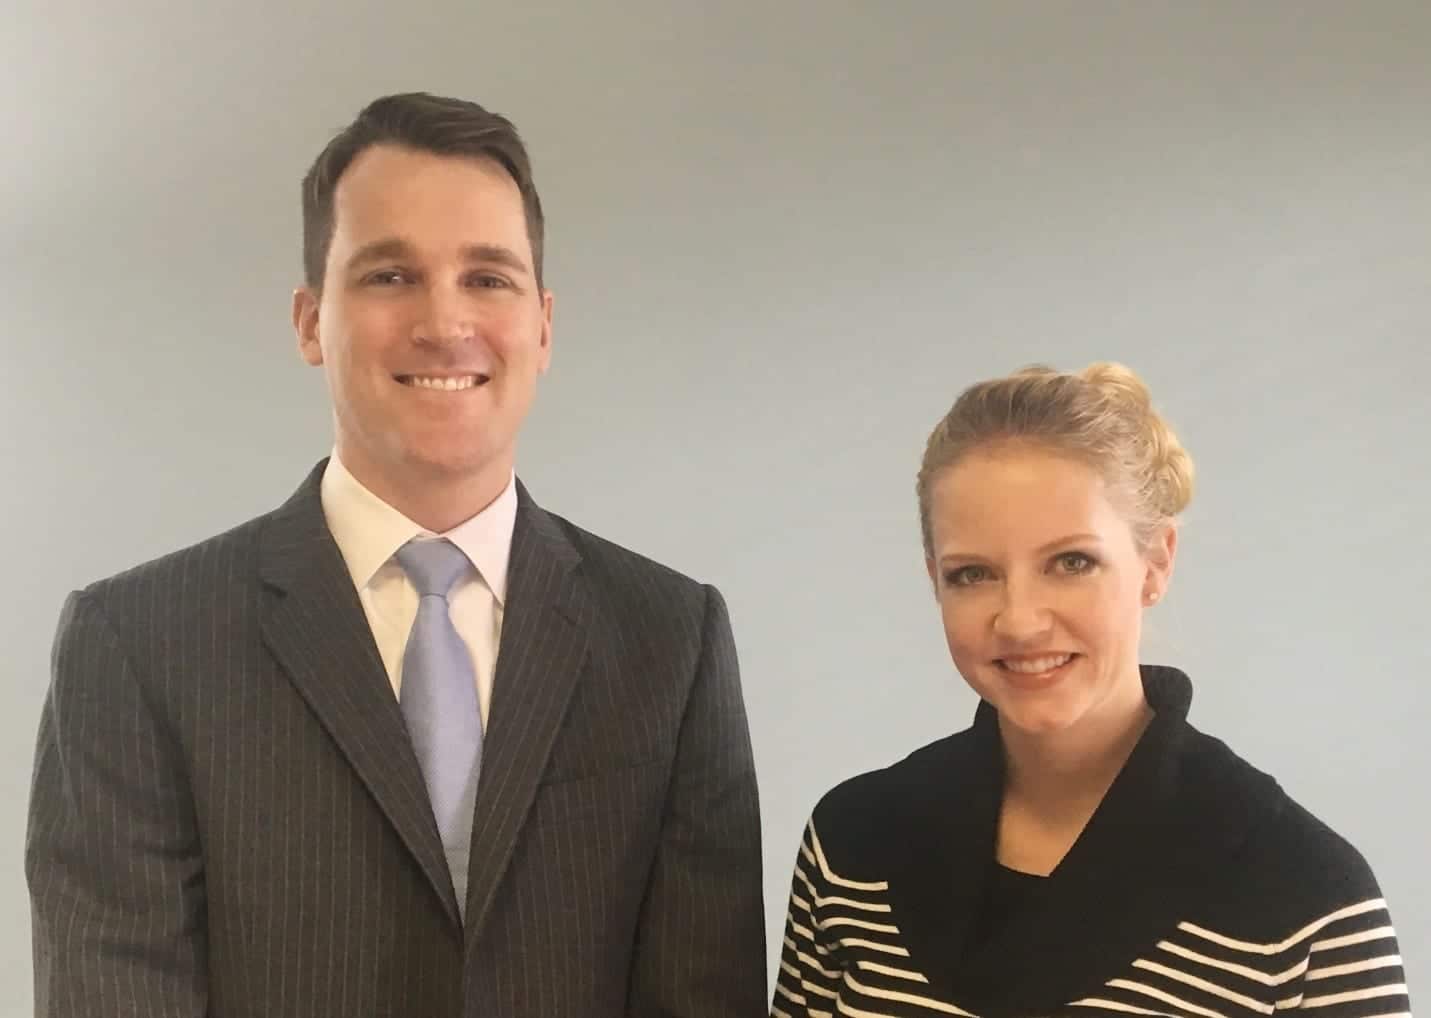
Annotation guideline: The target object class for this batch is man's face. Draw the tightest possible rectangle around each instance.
[293,144,552,503]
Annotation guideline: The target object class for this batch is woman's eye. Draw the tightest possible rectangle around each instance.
[1054,552,1096,575]
[945,565,989,587]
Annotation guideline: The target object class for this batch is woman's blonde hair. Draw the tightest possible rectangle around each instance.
[916,362,1194,558]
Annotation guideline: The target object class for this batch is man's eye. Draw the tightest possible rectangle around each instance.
[365,269,409,285]
[468,273,511,289]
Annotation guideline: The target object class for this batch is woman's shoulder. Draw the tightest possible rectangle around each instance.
[1179,723,1388,911]
[1181,726,1407,1012]
[802,727,983,864]
[1249,767,1386,901]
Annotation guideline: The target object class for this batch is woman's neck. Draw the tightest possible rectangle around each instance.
[995,672,1153,872]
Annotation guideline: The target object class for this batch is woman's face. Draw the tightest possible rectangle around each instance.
[925,443,1175,739]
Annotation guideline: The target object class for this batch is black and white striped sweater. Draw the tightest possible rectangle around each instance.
[774,666,1410,1018]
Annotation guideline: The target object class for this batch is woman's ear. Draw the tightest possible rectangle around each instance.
[1142,523,1178,605]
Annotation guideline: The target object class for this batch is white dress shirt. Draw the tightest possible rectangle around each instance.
[319,453,516,729]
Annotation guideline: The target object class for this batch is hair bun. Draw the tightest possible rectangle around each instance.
[1079,362,1193,517]
[1079,361,1154,412]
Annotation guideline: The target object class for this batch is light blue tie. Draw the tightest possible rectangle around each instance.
[396,538,482,921]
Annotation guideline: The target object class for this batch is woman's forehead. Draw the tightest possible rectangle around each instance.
[929,449,1131,551]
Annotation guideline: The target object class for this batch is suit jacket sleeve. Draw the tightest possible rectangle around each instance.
[625,584,768,1017]
[26,590,208,1017]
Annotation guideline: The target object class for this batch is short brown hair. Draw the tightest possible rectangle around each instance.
[916,362,1195,558]
[301,92,545,291]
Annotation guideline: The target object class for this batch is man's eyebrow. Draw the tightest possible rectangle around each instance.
[343,239,531,275]
[459,243,529,274]
[345,238,412,270]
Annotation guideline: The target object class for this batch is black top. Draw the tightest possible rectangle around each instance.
[971,863,1048,949]
[773,666,1411,1018]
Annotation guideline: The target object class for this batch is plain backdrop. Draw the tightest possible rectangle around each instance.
[3,1,1428,1011]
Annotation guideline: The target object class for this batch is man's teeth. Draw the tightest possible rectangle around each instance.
[407,375,480,391]
[1002,654,1073,675]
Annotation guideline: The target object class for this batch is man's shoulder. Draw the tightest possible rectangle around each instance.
[82,506,275,610]
[538,504,710,602]
[82,461,329,609]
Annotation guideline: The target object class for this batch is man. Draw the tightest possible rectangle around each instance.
[27,92,767,1017]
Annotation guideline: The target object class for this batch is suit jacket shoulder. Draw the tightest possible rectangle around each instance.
[531,503,723,672]
[70,508,271,684]
[540,505,711,602]
[86,513,265,601]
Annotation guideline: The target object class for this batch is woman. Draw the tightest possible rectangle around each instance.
[773,364,1410,1018]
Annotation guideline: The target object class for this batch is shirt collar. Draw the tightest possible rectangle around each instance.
[319,451,517,604]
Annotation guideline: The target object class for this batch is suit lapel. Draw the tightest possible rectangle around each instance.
[257,462,459,923]
[463,483,592,935]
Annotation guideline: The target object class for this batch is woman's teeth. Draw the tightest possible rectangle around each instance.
[1001,654,1072,674]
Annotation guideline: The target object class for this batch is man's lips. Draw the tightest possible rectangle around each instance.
[394,373,490,391]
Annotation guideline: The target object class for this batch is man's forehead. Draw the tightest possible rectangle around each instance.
[329,148,530,256]
[337,143,517,199]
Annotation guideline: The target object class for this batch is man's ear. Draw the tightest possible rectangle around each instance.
[536,287,554,374]
[293,287,323,366]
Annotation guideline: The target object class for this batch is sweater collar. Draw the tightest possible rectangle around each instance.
[885,664,1281,1016]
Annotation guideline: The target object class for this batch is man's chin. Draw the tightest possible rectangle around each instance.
[391,429,492,467]
[405,451,503,482]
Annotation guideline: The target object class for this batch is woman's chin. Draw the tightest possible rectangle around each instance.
[999,705,1083,737]
[991,685,1090,737]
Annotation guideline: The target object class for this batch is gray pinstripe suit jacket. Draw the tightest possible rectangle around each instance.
[26,461,767,1017]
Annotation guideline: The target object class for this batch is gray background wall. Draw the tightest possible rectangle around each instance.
[3,1,1427,1010]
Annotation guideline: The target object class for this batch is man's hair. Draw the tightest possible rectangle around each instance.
[301,92,545,291]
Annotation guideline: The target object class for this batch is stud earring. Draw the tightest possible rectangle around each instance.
[1145,591,1161,605]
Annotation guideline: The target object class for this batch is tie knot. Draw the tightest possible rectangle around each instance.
[396,538,471,598]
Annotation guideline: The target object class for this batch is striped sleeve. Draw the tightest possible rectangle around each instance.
[772,820,843,1018]
[1069,894,1412,1018]
[1289,896,1411,1017]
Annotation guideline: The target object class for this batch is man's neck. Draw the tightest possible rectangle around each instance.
[336,450,512,534]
